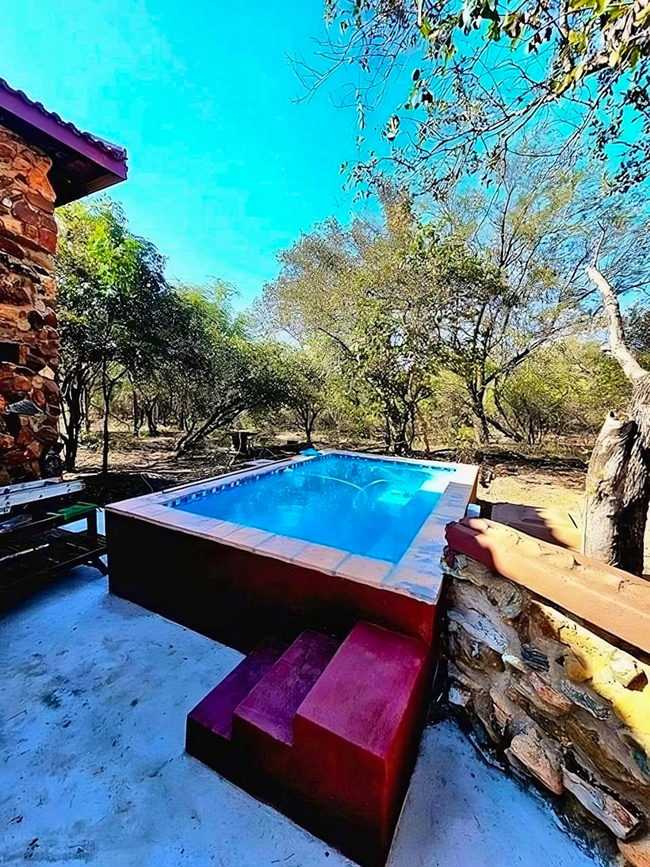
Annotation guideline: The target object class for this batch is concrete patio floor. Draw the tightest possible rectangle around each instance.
[1,565,603,867]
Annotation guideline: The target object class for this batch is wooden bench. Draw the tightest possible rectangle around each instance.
[0,479,106,610]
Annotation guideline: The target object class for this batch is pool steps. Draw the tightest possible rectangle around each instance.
[234,630,339,746]
[186,637,287,741]
[186,621,429,867]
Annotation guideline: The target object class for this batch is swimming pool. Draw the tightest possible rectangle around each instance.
[169,453,454,564]
[106,451,478,650]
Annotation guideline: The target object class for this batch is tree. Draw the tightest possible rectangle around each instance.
[310,0,650,194]
[56,294,102,470]
[265,177,590,448]
[128,283,233,438]
[280,350,328,445]
[583,262,650,575]
[264,189,449,453]
[493,339,628,444]
[173,291,289,454]
[57,200,170,472]
[427,155,607,440]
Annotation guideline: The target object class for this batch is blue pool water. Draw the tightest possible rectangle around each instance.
[170,453,454,563]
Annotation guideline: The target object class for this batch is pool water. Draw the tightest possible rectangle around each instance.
[171,453,454,563]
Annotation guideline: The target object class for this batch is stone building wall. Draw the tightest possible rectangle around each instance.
[442,545,650,866]
[0,124,60,484]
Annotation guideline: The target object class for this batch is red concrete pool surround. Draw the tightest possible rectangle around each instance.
[106,450,478,613]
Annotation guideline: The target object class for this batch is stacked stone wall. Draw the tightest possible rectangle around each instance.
[0,124,60,483]
[444,547,650,866]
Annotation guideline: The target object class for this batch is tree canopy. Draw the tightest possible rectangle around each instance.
[308,0,650,193]
[263,180,593,449]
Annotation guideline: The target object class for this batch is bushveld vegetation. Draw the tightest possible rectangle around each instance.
[57,181,634,463]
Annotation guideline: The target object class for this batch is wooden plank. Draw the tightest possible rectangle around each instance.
[0,529,106,582]
[0,479,84,513]
[0,477,62,494]
[0,530,107,610]
[446,518,650,657]
[0,512,57,538]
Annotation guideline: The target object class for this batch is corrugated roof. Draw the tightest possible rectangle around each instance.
[0,77,127,163]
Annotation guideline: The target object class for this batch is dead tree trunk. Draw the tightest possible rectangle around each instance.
[583,265,650,576]
[583,412,649,575]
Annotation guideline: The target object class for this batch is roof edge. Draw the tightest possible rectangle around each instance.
[0,78,127,182]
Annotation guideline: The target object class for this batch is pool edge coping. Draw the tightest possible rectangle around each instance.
[105,451,478,606]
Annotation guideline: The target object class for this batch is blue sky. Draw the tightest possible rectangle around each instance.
[3,0,383,306]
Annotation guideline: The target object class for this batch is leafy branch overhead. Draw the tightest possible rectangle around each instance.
[317,0,650,192]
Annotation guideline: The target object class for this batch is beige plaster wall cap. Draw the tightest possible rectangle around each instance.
[446,517,650,658]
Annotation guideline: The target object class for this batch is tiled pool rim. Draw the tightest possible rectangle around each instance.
[105,450,479,605]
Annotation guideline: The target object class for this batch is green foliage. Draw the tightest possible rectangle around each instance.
[318,0,650,192]
[175,312,292,454]
[626,303,650,365]
[54,191,639,466]
[493,340,630,444]
[56,199,170,469]
[56,200,316,462]
[264,175,593,450]
[277,349,328,444]
[149,283,244,434]
[264,189,457,452]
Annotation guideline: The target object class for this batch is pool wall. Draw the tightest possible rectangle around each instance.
[106,451,478,651]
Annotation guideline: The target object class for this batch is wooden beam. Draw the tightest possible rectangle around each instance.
[0,479,84,513]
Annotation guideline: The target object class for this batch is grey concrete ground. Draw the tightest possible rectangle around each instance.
[1,565,600,867]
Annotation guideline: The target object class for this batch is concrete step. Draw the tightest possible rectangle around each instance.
[233,629,339,748]
[185,637,286,768]
[185,622,430,866]
[294,621,429,866]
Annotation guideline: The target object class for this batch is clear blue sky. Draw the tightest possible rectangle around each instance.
[3,0,382,307]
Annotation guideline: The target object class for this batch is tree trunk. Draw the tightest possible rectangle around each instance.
[301,409,314,446]
[133,391,142,436]
[100,361,121,475]
[84,388,92,434]
[471,394,491,444]
[388,415,409,455]
[62,393,82,471]
[417,406,431,455]
[145,401,159,436]
[384,415,392,451]
[583,412,649,576]
[176,406,241,454]
[583,265,650,576]
[60,373,85,471]
[101,367,111,476]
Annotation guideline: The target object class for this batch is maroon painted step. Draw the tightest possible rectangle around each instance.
[186,637,286,768]
[185,622,430,867]
[294,621,429,866]
[233,629,339,747]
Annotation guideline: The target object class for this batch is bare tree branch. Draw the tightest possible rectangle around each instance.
[586,264,647,384]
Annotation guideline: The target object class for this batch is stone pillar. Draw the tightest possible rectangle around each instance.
[0,124,60,484]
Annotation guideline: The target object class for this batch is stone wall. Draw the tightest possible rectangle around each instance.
[0,124,60,483]
[443,541,650,866]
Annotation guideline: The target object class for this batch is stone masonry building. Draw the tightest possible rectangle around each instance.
[0,79,127,484]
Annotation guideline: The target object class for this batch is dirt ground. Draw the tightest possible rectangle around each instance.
[479,462,586,515]
[74,433,235,484]
[73,433,589,516]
